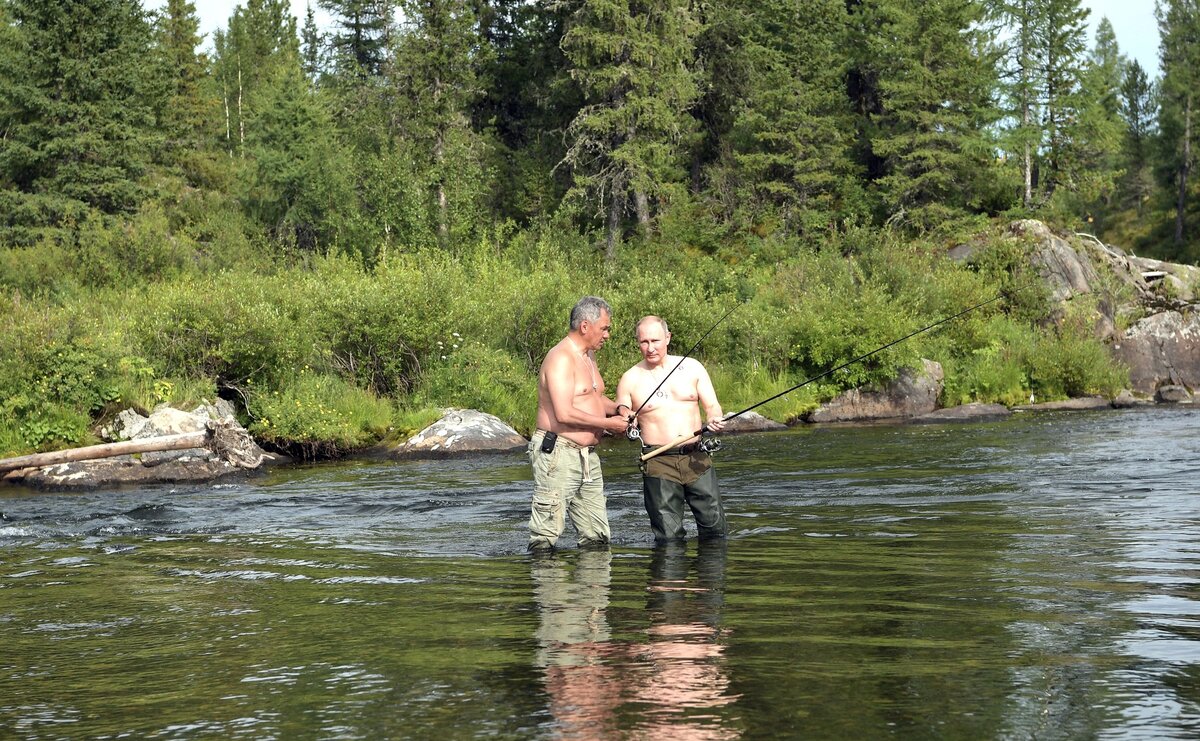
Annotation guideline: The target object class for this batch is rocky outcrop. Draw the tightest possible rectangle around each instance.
[393,409,528,458]
[959,221,1198,401]
[1110,310,1200,396]
[805,359,943,423]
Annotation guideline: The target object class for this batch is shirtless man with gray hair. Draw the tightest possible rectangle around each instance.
[528,296,630,551]
[616,315,728,542]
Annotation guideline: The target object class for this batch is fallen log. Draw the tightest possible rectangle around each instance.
[0,419,262,475]
[0,432,207,474]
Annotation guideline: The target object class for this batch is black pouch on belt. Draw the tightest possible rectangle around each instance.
[540,431,558,454]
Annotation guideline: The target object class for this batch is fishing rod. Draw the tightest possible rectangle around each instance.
[639,289,1012,461]
[625,301,743,441]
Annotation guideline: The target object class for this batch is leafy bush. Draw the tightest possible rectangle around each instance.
[415,343,537,433]
[248,370,393,458]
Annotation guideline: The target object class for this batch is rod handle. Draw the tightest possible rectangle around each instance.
[638,427,705,462]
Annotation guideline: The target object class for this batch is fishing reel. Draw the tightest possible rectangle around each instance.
[625,425,641,442]
[699,436,723,454]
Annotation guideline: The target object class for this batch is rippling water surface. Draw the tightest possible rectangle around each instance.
[2,407,1199,739]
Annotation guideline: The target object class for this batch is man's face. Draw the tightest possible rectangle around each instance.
[580,310,613,351]
[636,321,670,365]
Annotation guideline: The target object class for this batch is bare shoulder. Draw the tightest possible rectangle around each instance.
[618,362,645,384]
[537,341,571,384]
[681,356,708,376]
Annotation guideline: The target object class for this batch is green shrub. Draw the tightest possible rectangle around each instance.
[248,370,393,458]
[415,343,537,433]
[941,316,1035,406]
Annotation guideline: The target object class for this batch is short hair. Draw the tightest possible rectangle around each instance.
[635,315,669,337]
[570,296,612,330]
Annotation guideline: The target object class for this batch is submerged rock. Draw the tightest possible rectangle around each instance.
[20,456,248,490]
[394,409,527,459]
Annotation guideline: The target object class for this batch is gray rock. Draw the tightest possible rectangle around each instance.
[1016,220,1104,304]
[192,398,238,423]
[1110,311,1200,395]
[20,458,245,490]
[394,409,528,459]
[1111,389,1153,408]
[806,359,943,423]
[721,411,787,434]
[142,407,208,438]
[1011,397,1112,412]
[1156,385,1194,404]
[101,409,150,442]
[912,403,1011,423]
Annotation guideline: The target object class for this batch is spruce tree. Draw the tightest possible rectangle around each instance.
[1066,17,1126,228]
[986,0,1044,208]
[1038,0,1090,196]
[723,0,858,236]
[559,0,700,256]
[318,0,393,77]
[246,65,355,250]
[1156,0,1200,251]
[0,0,159,244]
[302,3,325,81]
[1119,59,1157,215]
[860,0,999,230]
[390,0,488,248]
[153,0,215,158]
[472,0,576,224]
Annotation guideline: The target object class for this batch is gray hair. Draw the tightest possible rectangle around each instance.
[570,296,612,330]
[635,315,669,337]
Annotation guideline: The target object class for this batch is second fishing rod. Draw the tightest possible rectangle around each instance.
[638,289,1015,462]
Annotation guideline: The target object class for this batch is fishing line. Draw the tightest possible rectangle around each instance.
[639,287,1019,461]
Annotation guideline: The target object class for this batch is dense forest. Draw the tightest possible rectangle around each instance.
[0,0,1196,458]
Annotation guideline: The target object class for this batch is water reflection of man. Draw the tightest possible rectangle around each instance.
[633,541,740,740]
[531,550,621,737]
[531,544,739,739]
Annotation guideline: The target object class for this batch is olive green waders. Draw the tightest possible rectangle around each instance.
[640,444,726,542]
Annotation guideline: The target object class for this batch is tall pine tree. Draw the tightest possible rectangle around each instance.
[152,0,215,159]
[721,0,858,236]
[1059,16,1126,228]
[1157,0,1200,253]
[0,0,159,244]
[389,0,488,248]
[559,0,700,256]
[859,0,999,230]
[1119,59,1157,215]
[319,0,393,77]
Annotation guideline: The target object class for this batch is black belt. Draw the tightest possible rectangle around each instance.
[642,442,701,456]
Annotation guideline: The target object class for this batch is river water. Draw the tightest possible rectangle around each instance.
[2,407,1199,739]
